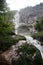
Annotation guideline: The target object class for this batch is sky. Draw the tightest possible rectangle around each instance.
[7,0,43,11]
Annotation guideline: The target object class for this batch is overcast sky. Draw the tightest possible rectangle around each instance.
[7,0,43,11]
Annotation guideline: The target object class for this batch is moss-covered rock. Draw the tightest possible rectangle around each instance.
[17,43,42,65]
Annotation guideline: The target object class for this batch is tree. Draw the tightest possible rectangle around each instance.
[0,0,9,12]
[0,0,15,35]
[0,0,15,51]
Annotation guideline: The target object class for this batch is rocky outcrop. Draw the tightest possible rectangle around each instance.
[0,40,42,65]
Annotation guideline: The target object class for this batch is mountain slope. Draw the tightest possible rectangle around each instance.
[19,3,43,24]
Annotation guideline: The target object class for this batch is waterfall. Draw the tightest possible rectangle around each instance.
[15,12,20,34]
[14,12,43,58]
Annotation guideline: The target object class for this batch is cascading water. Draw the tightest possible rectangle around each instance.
[15,12,20,34]
[25,35,43,58]
[15,12,43,58]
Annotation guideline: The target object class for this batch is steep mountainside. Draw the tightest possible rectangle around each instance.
[19,3,43,25]
[15,3,43,35]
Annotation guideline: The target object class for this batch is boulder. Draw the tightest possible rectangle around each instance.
[0,45,20,65]
[0,40,42,65]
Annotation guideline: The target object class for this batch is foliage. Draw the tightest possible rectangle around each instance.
[0,0,16,35]
[0,0,14,35]
[33,31,43,37]
[34,17,43,44]
[33,31,43,46]
[0,20,14,35]
[0,0,25,51]
[0,35,26,51]
[0,0,9,12]
[35,17,43,31]
[0,0,16,51]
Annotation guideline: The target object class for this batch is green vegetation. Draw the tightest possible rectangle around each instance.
[35,17,43,31]
[33,31,43,45]
[33,31,43,37]
[0,0,8,12]
[0,0,14,35]
[0,35,26,51]
[0,0,26,51]
[33,17,43,45]
[0,0,15,51]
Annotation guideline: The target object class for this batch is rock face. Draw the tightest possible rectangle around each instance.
[0,40,42,65]
[15,3,43,35]
[19,3,43,25]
